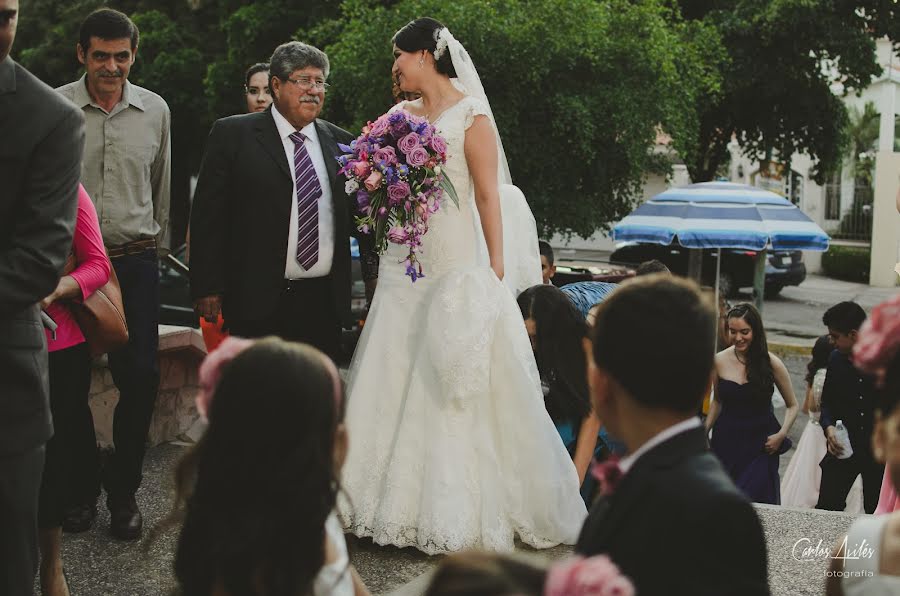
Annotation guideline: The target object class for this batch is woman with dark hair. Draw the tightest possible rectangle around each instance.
[166,338,368,596]
[340,17,584,555]
[517,285,601,486]
[782,335,863,509]
[244,62,271,113]
[705,303,799,503]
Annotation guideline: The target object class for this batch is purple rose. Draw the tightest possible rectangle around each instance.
[355,190,370,210]
[369,116,390,137]
[387,226,409,244]
[374,146,397,165]
[430,135,447,154]
[398,132,420,155]
[387,181,411,205]
[407,146,429,167]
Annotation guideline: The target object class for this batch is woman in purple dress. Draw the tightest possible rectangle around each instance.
[705,303,799,504]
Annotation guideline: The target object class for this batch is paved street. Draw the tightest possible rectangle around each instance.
[45,272,896,595]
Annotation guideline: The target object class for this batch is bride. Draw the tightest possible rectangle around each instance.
[338,17,587,555]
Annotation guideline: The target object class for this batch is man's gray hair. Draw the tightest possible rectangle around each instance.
[269,41,330,84]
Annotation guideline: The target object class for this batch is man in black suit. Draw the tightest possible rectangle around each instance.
[190,41,376,361]
[0,0,84,592]
[816,301,882,513]
[578,275,770,596]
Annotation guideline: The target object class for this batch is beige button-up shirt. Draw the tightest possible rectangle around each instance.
[56,75,171,250]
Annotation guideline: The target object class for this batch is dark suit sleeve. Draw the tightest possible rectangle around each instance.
[0,107,83,317]
[695,496,771,596]
[189,119,233,300]
[333,126,380,281]
[819,353,840,433]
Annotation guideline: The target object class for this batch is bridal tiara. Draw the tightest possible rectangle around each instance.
[433,27,450,61]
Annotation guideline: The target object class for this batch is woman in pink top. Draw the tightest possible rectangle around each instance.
[37,184,110,596]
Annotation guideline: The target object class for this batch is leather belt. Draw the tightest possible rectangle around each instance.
[107,238,157,259]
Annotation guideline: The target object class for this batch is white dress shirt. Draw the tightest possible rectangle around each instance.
[271,105,334,279]
[618,416,702,475]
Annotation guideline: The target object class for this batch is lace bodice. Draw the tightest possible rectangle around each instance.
[385,96,491,277]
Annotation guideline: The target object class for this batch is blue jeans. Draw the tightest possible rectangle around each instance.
[102,249,160,501]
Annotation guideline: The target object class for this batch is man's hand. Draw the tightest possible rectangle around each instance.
[194,295,222,324]
[825,426,844,457]
[364,279,377,307]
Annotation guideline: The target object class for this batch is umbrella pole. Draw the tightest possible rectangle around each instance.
[753,248,767,313]
[714,247,722,350]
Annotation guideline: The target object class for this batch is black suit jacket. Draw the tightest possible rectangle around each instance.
[819,349,876,454]
[189,107,375,327]
[0,57,84,455]
[576,427,770,596]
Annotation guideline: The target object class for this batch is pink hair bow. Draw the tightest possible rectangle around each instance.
[544,555,635,596]
[195,336,256,421]
[853,294,900,388]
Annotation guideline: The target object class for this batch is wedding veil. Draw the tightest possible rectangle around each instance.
[437,28,543,296]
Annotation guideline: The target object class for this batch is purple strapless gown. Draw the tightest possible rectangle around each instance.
[710,379,784,504]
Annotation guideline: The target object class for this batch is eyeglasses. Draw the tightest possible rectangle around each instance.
[283,76,330,92]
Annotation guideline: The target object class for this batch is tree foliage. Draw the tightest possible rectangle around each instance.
[675,0,900,185]
[307,0,722,237]
[11,0,898,240]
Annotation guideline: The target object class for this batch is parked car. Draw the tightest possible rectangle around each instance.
[159,240,368,362]
[608,242,806,297]
[551,264,635,287]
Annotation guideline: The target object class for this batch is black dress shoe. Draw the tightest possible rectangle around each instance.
[62,503,97,533]
[108,496,142,540]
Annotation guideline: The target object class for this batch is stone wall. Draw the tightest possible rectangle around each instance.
[88,325,207,448]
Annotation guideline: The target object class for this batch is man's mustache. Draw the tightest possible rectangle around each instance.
[98,71,123,78]
[299,95,321,105]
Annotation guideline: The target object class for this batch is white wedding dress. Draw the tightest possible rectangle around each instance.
[338,95,587,555]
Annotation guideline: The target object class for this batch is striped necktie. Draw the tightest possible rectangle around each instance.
[289,131,322,270]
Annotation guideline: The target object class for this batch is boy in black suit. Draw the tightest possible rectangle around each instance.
[578,275,770,596]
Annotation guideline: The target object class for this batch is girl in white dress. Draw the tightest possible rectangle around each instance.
[168,338,367,596]
[339,18,587,555]
[781,335,863,511]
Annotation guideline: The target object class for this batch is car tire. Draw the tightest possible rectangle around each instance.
[765,284,783,298]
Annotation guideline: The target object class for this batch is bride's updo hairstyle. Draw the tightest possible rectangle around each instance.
[393,17,457,78]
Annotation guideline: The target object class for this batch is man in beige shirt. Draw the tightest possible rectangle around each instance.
[56,7,170,541]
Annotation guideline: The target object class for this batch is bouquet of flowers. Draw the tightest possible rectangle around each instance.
[337,110,458,282]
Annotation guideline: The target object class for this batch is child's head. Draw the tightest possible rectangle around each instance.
[538,240,556,285]
[823,301,866,354]
[807,334,834,386]
[424,552,634,596]
[853,295,900,491]
[172,337,346,596]
[635,259,670,276]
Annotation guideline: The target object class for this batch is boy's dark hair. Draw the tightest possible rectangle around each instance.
[244,62,269,88]
[538,240,554,266]
[635,259,670,276]
[425,552,546,596]
[590,274,715,413]
[822,301,867,334]
[78,8,139,52]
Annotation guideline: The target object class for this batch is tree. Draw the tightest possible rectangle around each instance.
[307,0,723,237]
[674,0,900,185]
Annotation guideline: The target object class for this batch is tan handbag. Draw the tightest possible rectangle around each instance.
[64,254,129,356]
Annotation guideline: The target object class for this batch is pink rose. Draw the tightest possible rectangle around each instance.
[387,226,409,244]
[398,132,420,155]
[368,116,390,137]
[387,181,411,205]
[429,135,447,154]
[353,160,371,178]
[407,146,429,167]
[853,294,900,387]
[364,171,383,191]
[374,146,398,165]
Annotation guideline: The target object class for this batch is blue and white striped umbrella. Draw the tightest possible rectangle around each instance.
[612,181,829,251]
